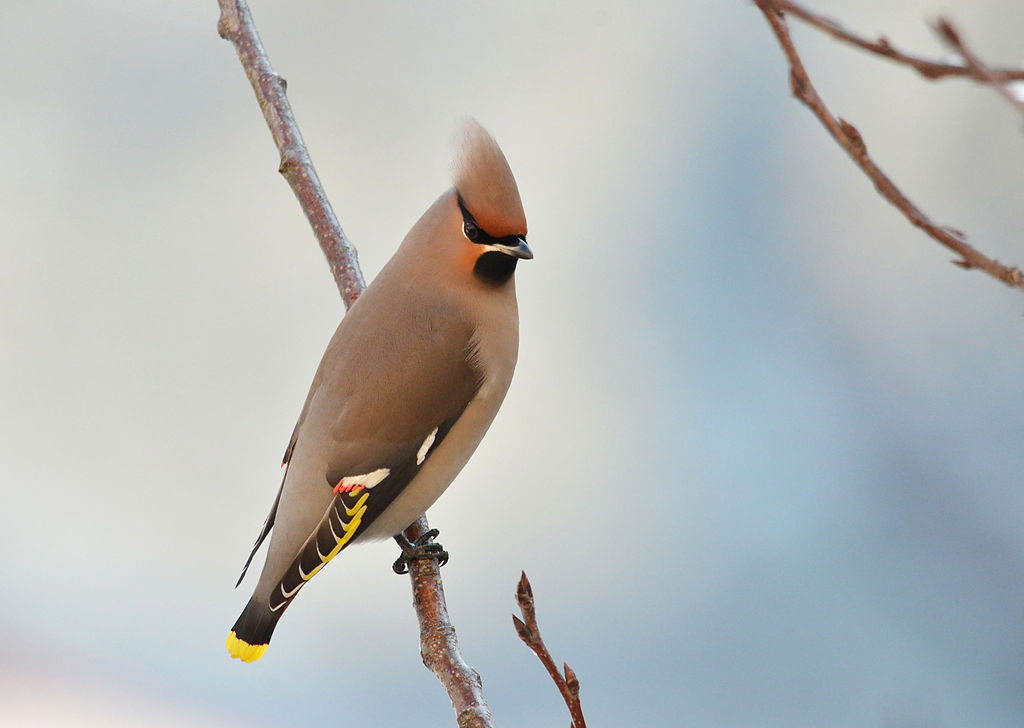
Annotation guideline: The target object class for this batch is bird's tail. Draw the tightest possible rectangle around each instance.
[225,597,285,663]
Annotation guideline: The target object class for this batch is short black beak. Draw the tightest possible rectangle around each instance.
[497,237,533,260]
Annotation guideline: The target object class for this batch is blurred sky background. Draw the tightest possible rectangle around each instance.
[2,0,1024,725]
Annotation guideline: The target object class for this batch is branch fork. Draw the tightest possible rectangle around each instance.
[513,572,587,728]
[755,0,1024,291]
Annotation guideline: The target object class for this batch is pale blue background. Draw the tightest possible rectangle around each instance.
[2,1,1023,725]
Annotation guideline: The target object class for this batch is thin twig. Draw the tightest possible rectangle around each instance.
[216,0,364,308]
[934,17,1024,121]
[216,2,495,725]
[754,0,1024,291]
[775,0,1024,83]
[513,573,586,728]
[406,521,496,728]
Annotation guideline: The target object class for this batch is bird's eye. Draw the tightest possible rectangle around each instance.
[463,220,480,242]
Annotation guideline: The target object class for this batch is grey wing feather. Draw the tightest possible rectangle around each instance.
[235,422,301,588]
[235,470,284,588]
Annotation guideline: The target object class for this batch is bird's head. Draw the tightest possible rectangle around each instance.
[450,119,532,285]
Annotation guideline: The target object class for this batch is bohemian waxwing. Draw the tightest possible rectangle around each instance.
[226,119,532,662]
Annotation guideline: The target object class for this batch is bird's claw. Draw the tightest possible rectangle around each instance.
[392,528,449,574]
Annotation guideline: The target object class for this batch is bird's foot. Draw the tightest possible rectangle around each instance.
[392,528,449,574]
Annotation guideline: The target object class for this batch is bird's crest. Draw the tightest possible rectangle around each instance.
[452,119,527,238]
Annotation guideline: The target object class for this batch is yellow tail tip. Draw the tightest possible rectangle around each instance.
[226,631,268,662]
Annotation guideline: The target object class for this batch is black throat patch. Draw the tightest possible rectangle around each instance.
[473,250,518,284]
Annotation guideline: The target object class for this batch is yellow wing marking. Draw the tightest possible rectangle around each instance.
[298,492,369,581]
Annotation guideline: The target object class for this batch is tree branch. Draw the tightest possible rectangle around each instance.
[513,573,587,728]
[934,17,1024,121]
[216,1,495,724]
[405,521,496,728]
[754,0,1024,291]
[773,0,1024,83]
[216,0,364,308]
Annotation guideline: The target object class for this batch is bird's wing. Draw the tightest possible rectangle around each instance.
[266,412,466,613]
[262,309,482,613]
[234,421,301,588]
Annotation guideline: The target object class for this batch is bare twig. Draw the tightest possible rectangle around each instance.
[774,0,1024,83]
[754,0,1024,291]
[513,573,587,728]
[406,521,496,728]
[935,17,1024,121]
[217,1,495,725]
[216,0,364,308]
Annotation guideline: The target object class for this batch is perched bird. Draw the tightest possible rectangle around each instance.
[226,120,532,662]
